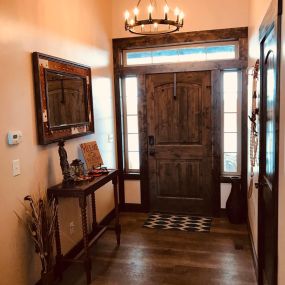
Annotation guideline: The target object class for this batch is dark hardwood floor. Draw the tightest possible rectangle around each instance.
[60,212,257,285]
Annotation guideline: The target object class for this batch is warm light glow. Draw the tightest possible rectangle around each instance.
[124,1,184,35]
[164,5,169,14]
[134,7,139,16]
[174,7,180,16]
[125,10,130,20]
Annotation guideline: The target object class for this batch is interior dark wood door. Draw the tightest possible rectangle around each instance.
[259,21,279,285]
[146,71,214,214]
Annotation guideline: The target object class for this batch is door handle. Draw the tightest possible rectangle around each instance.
[255,181,265,189]
[148,135,155,156]
[148,135,155,146]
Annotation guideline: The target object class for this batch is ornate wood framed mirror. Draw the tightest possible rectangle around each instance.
[32,52,94,145]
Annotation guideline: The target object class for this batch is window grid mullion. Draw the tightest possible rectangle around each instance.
[222,70,241,175]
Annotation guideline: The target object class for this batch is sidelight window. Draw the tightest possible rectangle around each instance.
[122,77,140,172]
[222,70,241,175]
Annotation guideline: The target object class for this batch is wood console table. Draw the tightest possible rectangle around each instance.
[47,170,120,284]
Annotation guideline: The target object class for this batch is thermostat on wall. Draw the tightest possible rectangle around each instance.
[7,131,22,145]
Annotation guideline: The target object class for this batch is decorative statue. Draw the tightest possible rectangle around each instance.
[58,140,73,185]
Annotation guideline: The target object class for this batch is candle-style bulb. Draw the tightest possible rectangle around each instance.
[164,5,169,20]
[133,7,139,21]
[125,10,130,20]
[164,5,169,14]
[148,4,153,20]
[134,7,139,16]
[175,7,180,22]
[174,7,180,16]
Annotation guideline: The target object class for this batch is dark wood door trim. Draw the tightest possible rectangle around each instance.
[258,0,281,283]
[113,27,248,212]
[211,70,222,215]
[118,60,247,76]
[241,68,249,220]
[138,74,150,211]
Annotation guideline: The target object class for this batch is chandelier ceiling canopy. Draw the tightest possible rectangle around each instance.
[124,0,184,36]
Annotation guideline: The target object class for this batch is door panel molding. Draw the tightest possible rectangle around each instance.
[146,71,218,215]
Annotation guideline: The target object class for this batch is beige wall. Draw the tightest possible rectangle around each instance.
[112,0,249,38]
[124,180,141,204]
[0,0,114,284]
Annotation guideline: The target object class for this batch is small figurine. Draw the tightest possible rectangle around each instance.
[58,140,74,185]
[70,159,85,177]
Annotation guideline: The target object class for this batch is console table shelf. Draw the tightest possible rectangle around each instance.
[47,169,120,284]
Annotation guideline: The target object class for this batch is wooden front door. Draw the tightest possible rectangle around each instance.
[146,71,215,214]
[259,14,280,285]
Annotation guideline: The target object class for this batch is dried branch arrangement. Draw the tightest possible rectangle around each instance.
[16,193,58,274]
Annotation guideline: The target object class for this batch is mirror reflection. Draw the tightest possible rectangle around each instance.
[45,70,88,128]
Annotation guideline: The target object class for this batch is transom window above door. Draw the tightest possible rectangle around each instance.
[123,41,239,66]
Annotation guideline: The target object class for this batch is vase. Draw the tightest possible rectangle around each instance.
[226,177,245,224]
[41,270,54,285]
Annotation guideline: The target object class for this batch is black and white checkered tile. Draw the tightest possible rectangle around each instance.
[143,213,212,233]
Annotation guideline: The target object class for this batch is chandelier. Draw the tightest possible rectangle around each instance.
[124,0,184,36]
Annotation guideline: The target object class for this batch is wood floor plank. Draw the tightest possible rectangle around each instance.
[59,213,257,285]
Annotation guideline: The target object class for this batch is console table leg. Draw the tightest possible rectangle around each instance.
[91,193,97,230]
[113,176,121,246]
[79,197,92,284]
[54,197,63,280]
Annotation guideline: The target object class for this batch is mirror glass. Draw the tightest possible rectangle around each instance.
[45,70,88,129]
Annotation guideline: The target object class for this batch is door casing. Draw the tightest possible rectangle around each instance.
[112,28,248,212]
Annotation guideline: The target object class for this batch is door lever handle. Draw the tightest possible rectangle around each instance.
[255,181,265,189]
[149,149,155,156]
[148,135,155,146]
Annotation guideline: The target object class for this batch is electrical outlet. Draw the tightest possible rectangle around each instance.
[12,159,21,176]
[69,221,75,235]
[107,134,114,143]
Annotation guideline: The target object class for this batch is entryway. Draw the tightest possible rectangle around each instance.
[146,71,217,215]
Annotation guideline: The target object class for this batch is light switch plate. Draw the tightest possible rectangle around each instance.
[12,159,21,176]
[108,134,114,143]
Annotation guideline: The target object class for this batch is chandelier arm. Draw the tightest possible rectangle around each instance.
[136,0,142,7]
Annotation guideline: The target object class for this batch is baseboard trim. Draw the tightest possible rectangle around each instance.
[247,218,258,280]
[35,208,116,285]
[120,203,146,212]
